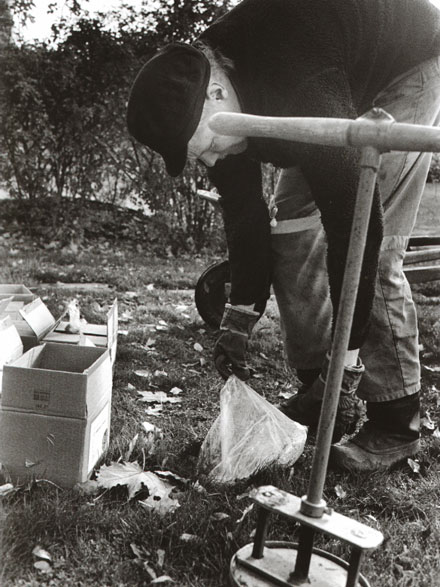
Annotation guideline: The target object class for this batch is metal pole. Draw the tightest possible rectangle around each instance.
[304,145,382,509]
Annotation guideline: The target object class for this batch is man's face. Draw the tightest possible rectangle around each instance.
[187,82,247,167]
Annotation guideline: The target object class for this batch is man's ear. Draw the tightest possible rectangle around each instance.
[206,81,228,101]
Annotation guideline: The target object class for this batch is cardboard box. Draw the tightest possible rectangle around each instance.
[0,316,23,390]
[0,284,34,303]
[43,299,118,365]
[0,297,118,363]
[0,343,112,487]
[0,297,61,351]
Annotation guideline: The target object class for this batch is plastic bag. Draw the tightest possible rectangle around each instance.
[198,376,307,483]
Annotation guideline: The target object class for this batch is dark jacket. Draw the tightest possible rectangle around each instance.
[199,0,440,349]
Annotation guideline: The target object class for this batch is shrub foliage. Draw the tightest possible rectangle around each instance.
[0,1,234,251]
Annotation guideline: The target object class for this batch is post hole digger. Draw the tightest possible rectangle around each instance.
[193,108,440,587]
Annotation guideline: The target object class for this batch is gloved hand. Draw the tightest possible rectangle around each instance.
[214,303,259,380]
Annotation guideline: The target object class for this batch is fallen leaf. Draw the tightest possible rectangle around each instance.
[154,370,168,377]
[137,391,168,402]
[135,369,151,378]
[211,512,230,521]
[145,406,163,416]
[433,428,440,438]
[278,391,295,400]
[33,561,52,574]
[407,458,420,474]
[334,484,347,499]
[151,576,175,584]
[118,329,129,336]
[145,338,156,348]
[139,493,180,515]
[421,412,436,430]
[424,365,440,372]
[156,325,168,331]
[0,483,15,497]
[120,311,133,322]
[156,549,166,568]
[147,284,155,291]
[236,504,254,524]
[169,387,183,395]
[32,546,52,561]
[126,383,136,391]
[130,543,146,559]
[138,391,181,404]
[142,422,162,435]
[193,342,203,352]
[155,470,189,485]
[179,533,200,543]
[144,563,157,580]
[96,462,175,500]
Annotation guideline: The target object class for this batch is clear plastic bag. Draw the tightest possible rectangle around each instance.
[198,376,307,483]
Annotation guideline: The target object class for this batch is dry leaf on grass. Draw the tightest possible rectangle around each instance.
[139,493,180,515]
[150,576,175,584]
[142,421,162,435]
[96,462,178,509]
[137,391,181,404]
[0,483,15,497]
[34,561,52,574]
[421,412,436,430]
[145,406,163,416]
[32,546,52,561]
[334,484,347,499]
[135,369,151,378]
[407,458,421,474]
[169,387,183,395]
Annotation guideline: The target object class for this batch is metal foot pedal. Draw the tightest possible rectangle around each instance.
[230,486,383,587]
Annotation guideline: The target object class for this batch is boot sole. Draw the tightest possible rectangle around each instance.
[330,439,420,473]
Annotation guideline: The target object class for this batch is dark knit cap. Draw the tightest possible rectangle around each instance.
[126,43,210,176]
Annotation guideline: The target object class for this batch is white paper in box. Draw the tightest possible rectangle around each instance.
[0,316,23,390]
[43,299,118,365]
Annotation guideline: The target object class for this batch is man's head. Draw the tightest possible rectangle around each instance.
[127,43,246,176]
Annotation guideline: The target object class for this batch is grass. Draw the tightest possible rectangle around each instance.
[0,234,440,586]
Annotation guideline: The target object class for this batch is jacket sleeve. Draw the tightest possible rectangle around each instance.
[288,68,384,349]
[207,153,272,314]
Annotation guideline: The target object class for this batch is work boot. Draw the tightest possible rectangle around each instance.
[296,367,321,394]
[280,354,365,443]
[330,393,420,472]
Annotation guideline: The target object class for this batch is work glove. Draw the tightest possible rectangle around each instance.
[214,303,259,380]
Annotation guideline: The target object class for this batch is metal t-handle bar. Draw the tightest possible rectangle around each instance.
[209,109,440,152]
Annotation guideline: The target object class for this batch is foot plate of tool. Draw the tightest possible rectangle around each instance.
[230,541,370,587]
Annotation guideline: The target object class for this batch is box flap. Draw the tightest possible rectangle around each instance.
[0,317,24,390]
[0,297,13,314]
[0,284,34,302]
[19,298,59,339]
[0,316,23,363]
